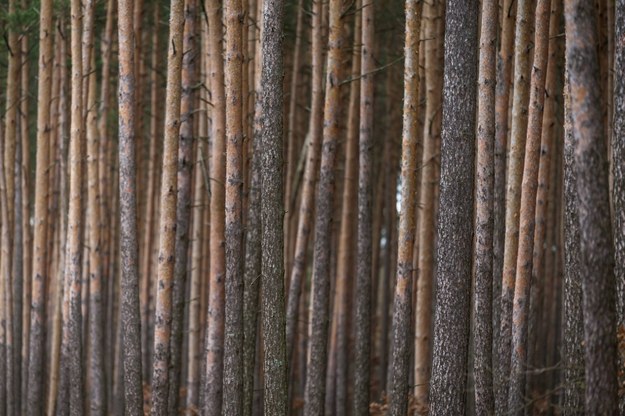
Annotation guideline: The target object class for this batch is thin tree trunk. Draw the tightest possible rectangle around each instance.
[564,1,619,412]
[222,0,245,413]
[428,0,478,414]
[387,1,423,414]
[260,1,288,414]
[0,127,12,416]
[65,0,85,411]
[26,0,54,413]
[473,0,496,413]
[612,1,625,414]
[303,0,346,413]
[118,0,145,412]
[353,0,374,412]
[86,49,106,415]
[331,5,360,414]
[507,1,551,413]
[243,10,263,416]
[496,0,533,411]
[284,0,325,364]
[168,0,198,411]
[201,0,227,412]
[150,0,185,412]
[4,0,19,238]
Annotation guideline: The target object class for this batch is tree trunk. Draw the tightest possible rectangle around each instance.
[473,0,496,412]
[353,0,374,412]
[612,1,625,413]
[496,0,533,411]
[428,0,478,414]
[285,0,325,363]
[65,0,85,411]
[168,0,198,411]
[260,1,288,414]
[201,0,227,412]
[150,0,185,412]
[26,0,54,413]
[118,0,145,412]
[564,1,619,413]
[303,0,346,413]
[386,1,423,414]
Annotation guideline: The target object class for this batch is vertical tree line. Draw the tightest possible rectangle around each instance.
[0,0,624,414]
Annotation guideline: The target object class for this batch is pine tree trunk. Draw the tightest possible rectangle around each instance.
[259,1,288,414]
[428,1,478,414]
[496,0,533,411]
[285,0,325,363]
[65,0,86,411]
[564,1,619,412]
[26,1,54,413]
[222,0,245,413]
[387,1,423,414]
[506,1,551,413]
[303,0,346,413]
[150,0,185,412]
[353,0,374,412]
[168,0,198,411]
[612,1,625,413]
[118,0,145,412]
[473,0,496,412]
[201,0,227,412]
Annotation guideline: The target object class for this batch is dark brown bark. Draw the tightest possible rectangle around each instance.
[473,0,496,413]
[613,1,625,414]
[260,1,288,414]
[562,74,585,415]
[564,0,619,413]
[118,0,145,412]
[428,0,478,415]
[303,0,346,413]
[222,0,245,413]
[26,1,54,413]
[168,0,198,411]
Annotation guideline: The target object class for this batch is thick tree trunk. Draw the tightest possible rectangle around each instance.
[612,1,625,413]
[168,0,198,411]
[562,74,585,415]
[428,0,478,414]
[118,0,145,412]
[564,1,619,413]
[473,0,496,413]
[26,1,54,413]
[260,1,288,414]
[303,0,346,413]
[496,0,533,411]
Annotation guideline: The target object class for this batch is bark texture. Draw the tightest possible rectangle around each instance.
[428,1,478,415]
[26,1,54,413]
[473,0,496,412]
[565,1,619,413]
[118,0,145,412]
[260,1,288,414]
[303,0,346,413]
